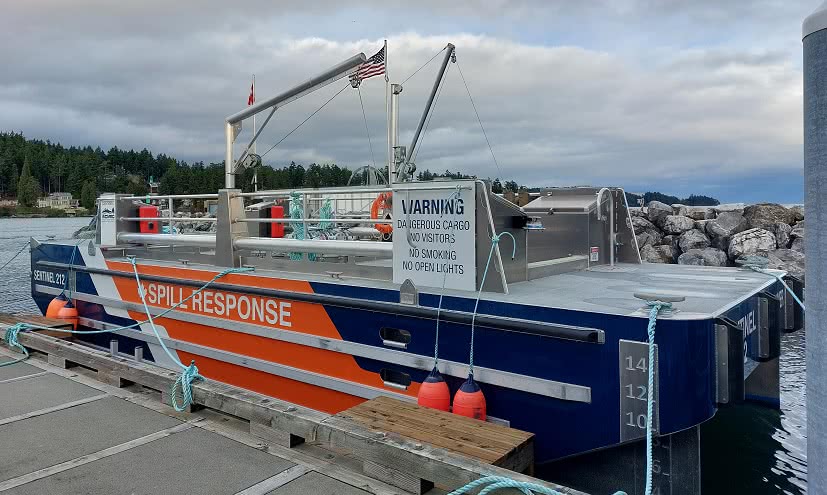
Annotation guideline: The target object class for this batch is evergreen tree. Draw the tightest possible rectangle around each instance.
[80,181,97,209]
[16,154,40,207]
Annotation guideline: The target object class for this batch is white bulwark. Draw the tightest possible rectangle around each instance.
[392,182,476,291]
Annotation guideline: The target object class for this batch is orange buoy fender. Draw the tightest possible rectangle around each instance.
[56,300,79,330]
[417,367,451,412]
[452,374,486,421]
[45,293,68,319]
[371,192,393,235]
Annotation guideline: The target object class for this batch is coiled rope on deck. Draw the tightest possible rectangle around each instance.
[737,255,805,311]
[448,475,627,495]
[1,323,31,368]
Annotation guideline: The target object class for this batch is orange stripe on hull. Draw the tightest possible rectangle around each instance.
[107,261,422,413]
[175,350,364,414]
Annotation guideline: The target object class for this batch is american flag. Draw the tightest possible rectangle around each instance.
[355,45,386,81]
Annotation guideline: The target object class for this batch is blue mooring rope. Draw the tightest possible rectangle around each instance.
[0,255,253,411]
[737,255,805,311]
[448,475,627,495]
[0,323,31,368]
[468,231,516,376]
[644,300,671,495]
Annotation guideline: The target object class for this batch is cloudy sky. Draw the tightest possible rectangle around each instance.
[0,1,816,202]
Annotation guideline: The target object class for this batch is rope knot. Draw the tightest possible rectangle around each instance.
[170,360,202,412]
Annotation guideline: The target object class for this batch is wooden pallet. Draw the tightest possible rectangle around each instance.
[340,396,535,493]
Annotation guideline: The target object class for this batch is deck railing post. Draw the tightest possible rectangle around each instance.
[215,189,245,267]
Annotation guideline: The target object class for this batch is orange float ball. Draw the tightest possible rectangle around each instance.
[56,300,79,330]
[417,367,451,412]
[45,293,68,319]
[452,374,486,421]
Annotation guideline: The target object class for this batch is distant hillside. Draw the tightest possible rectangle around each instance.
[0,133,719,207]
[625,191,720,207]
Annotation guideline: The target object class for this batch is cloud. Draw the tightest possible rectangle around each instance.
[0,1,813,201]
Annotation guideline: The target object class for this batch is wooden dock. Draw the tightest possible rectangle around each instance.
[0,314,582,494]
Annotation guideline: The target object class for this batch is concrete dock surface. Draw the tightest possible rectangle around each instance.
[0,350,454,495]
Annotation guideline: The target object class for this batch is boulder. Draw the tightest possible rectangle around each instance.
[728,228,777,259]
[678,248,728,267]
[743,203,796,229]
[672,204,688,217]
[632,216,658,235]
[661,235,680,252]
[661,215,695,234]
[790,205,804,222]
[790,223,805,253]
[767,248,805,281]
[686,208,714,221]
[769,222,792,249]
[678,229,711,252]
[641,244,676,264]
[636,232,659,248]
[694,219,710,232]
[629,207,646,217]
[713,204,745,215]
[646,201,673,226]
[705,211,748,250]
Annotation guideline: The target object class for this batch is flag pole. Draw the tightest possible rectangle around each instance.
[384,39,390,177]
[252,74,257,156]
[251,74,258,191]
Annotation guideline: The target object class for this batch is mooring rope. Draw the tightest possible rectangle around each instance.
[0,257,253,411]
[448,475,627,495]
[643,300,671,495]
[0,241,32,273]
[737,255,805,311]
[0,323,31,368]
[468,231,516,377]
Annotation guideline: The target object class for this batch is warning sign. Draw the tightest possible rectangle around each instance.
[392,185,477,291]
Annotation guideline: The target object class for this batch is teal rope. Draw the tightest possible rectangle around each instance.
[468,231,516,376]
[127,257,254,411]
[737,255,805,311]
[0,323,31,367]
[318,197,334,233]
[644,300,671,495]
[0,258,252,411]
[448,475,627,495]
[289,191,304,261]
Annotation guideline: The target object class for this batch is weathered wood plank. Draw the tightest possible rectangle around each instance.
[249,421,304,448]
[345,403,529,455]
[363,459,434,494]
[342,396,534,470]
[358,396,532,444]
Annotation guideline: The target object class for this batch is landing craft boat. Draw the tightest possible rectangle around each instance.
[29,45,803,494]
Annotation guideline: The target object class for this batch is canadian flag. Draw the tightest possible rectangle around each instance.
[247,78,255,106]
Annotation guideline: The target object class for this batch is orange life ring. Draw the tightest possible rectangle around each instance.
[371,192,393,235]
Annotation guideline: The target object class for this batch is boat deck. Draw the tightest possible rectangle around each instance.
[120,254,778,319]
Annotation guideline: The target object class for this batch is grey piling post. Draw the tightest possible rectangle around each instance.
[109,339,118,358]
[804,4,827,493]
